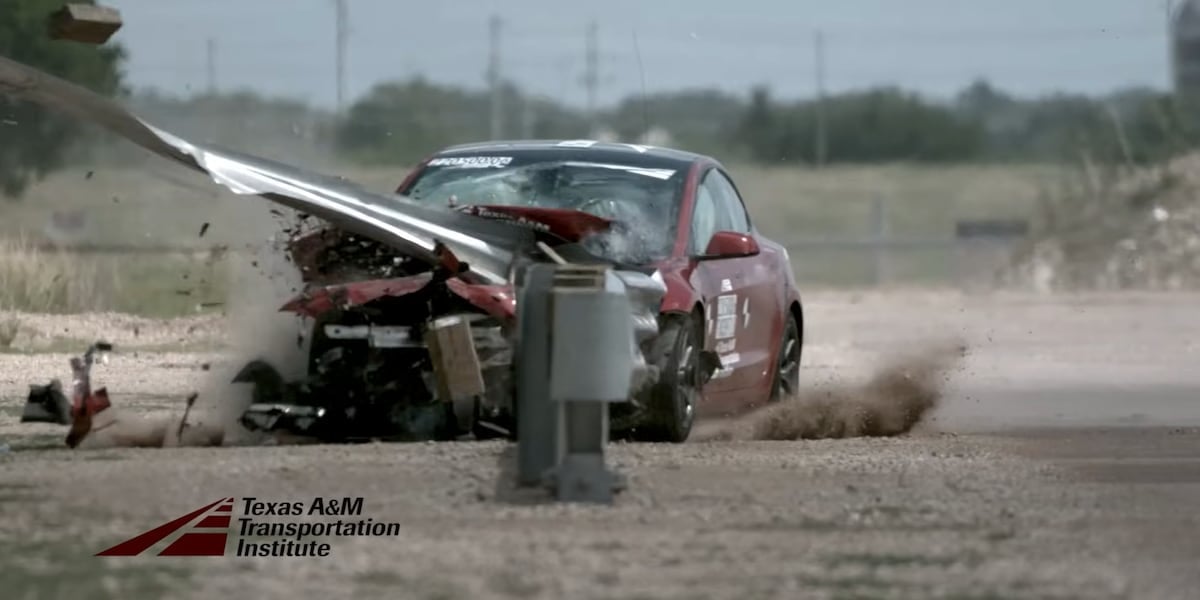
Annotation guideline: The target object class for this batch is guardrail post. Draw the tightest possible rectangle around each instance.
[544,265,632,504]
[514,263,558,487]
[513,263,636,503]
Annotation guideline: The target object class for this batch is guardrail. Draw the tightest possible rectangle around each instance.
[773,194,1030,287]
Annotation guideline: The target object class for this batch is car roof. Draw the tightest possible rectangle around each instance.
[434,139,708,171]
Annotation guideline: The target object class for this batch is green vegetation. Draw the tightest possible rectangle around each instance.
[330,78,1199,168]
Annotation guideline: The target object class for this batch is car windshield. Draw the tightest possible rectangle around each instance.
[405,159,685,263]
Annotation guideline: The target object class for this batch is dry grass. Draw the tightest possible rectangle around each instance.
[0,236,111,313]
[0,316,18,349]
[0,236,231,316]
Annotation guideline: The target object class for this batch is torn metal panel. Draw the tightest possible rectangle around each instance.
[0,54,533,285]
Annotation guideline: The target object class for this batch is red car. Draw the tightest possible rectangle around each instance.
[261,140,804,443]
[0,57,803,443]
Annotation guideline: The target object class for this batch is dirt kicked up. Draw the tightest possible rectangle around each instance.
[696,342,967,442]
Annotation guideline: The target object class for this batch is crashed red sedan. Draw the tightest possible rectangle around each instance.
[244,140,805,443]
[0,53,806,446]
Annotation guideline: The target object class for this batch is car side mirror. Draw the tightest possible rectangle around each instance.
[697,231,760,260]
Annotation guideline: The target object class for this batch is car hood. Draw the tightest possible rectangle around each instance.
[286,204,614,284]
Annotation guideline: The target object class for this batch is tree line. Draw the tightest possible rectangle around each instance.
[334,78,1200,168]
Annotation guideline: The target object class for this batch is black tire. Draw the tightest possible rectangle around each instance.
[770,313,802,402]
[635,313,702,443]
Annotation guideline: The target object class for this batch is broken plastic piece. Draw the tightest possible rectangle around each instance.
[21,379,71,425]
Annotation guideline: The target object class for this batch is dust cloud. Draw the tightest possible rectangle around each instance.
[694,341,968,442]
[65,206,314,449]
[187,206,312,445]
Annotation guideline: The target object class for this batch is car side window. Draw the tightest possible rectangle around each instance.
[709,170,752,234]
[689,182,720,255]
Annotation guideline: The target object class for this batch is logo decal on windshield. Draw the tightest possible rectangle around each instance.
[427,156,513,168]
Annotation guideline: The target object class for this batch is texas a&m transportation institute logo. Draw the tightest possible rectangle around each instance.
[96,496,402,557]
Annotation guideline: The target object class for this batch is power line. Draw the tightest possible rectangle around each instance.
[334,0,348,113]
[583,20,599,131]
[814,29,827,168]
[205,38,216,94]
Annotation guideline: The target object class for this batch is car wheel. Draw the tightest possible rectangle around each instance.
[770,314,802,402]
[636,313,701,443]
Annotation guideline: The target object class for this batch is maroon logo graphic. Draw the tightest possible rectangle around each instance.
[96,497,234,556]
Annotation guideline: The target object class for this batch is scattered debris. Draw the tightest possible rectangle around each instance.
[20,342,224,449]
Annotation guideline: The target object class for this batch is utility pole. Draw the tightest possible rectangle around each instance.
[813,29,828,168]
[334,0,348,113]
[488,15,504,140]
[1168,0,1180,96]
[522,94,535,138]
[583,20,599,132]
[205,38,216,95]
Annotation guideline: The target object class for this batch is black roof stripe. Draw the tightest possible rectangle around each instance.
[435,139,707,170]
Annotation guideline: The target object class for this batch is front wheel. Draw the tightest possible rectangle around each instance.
[770,314,802,402]
[635,313,702,443]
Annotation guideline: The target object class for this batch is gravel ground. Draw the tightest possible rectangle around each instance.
[1,290,1198,600]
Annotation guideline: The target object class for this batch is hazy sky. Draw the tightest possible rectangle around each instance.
[104,0,1175,109]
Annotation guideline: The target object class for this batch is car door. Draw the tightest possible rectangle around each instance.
[706,169,781,403]
[686,168,762,413]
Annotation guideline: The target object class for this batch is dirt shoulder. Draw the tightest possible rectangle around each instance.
[1,290,1197,599]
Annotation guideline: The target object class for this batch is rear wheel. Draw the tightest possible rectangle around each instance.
[770,314,802,402]
[635,313,702,443]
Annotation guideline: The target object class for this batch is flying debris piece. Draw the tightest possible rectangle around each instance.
[177,392,199,440]
[22,379,71,425]
[47,4,123,45]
